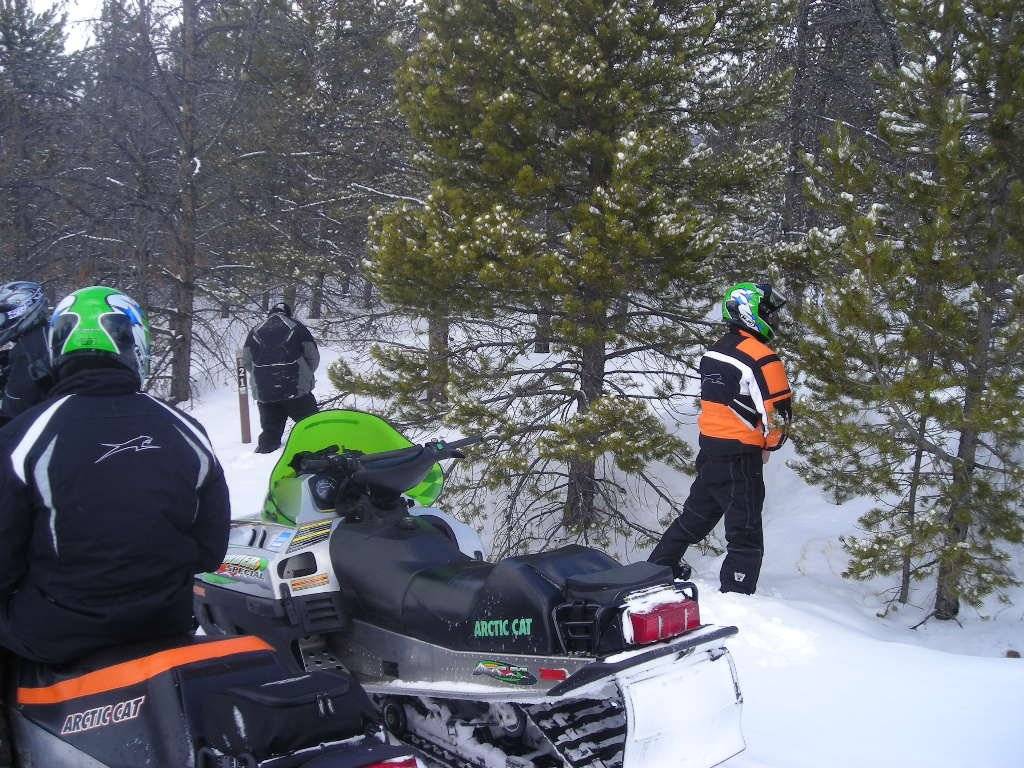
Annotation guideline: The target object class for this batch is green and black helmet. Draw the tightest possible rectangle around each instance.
[49,286,152,380]
[722,282,787,342]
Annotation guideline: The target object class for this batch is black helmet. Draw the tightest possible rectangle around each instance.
[270,301,292,317]
[0,281,47,346]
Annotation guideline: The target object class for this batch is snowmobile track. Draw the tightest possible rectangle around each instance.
[526,698,626,768]
[398,728,490,768]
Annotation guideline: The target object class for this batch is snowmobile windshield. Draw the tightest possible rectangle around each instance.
[264,409,445,523]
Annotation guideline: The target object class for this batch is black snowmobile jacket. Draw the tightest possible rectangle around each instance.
[0,322,54,426]
[242,313,320,403]
[0,367,230,664]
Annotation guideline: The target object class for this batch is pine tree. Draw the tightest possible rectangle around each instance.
[0,0,83,278]
[350,0,789,554]
[201,0,417,315]
[796,0,1024,619]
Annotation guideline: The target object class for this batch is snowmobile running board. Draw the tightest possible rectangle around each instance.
[302,618,739,702]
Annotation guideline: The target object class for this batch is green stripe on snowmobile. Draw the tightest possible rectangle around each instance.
[261,409,445,525]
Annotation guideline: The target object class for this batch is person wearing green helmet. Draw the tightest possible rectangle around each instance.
[648,282,792,594]
[0,286,230,666]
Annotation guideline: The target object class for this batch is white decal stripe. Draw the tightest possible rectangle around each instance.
[703,350,769,432]
[34,436,60,556]
[175,426,210,491]
[11,395,74,483]
[143,394,214,454]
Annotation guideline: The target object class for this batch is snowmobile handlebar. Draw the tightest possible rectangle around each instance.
[292,435,485,479]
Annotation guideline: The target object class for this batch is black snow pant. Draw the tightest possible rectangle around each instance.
[648,450,765,594]
[256,393,318,451]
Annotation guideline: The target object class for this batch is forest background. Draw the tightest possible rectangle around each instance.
[3,0,1022,625]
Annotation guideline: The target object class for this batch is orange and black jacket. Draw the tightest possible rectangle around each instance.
[697,329,793,456]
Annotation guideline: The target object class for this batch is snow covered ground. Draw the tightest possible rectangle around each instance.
[185,339,1024,768]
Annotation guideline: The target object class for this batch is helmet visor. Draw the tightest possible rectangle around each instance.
[759,284,787,316]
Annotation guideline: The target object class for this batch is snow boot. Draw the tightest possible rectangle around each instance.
[674,559,693,580]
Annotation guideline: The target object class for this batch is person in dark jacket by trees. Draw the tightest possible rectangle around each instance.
[649,283,792,595]
[242,302,320,453]
[0,286,230,665]
[0,281,53,427]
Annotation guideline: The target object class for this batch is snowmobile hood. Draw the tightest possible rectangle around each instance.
[263,409,445,524]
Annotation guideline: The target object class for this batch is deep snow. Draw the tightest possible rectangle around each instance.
[185,339,1024,768]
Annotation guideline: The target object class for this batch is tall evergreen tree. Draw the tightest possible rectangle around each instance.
[349,0,789,554]
[796,0,1024,619]
[0,0,82,280]
[207,0,419,318]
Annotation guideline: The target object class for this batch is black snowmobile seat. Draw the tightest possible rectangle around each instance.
[402,560,496,631]
[15,634,276,703]
[403,545,625,653]
[510,545,621,586]
[14,635,283,768]
[565,561,675,604]
[330,515,472,628]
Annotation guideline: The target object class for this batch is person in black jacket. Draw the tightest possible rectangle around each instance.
[242,302,320,453]
[0,285,230,665]
[0,281,53,427]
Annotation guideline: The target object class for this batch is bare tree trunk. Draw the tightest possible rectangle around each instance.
[564,334,605,531]
[427,315,449,403]
[283,284,297,312]
[169,0,198,404]
[934,298,992,619]
[782,0,812,242]
[900,411,927,604]
[309,270,325,319]
[534,305,551,353]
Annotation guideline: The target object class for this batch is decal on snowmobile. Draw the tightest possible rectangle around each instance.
[291,572,329,592]
[472,660,537,686]
[267,528,296,551]
[216,554,268,582]
[60,695,146,735]
[286,519,333,551]
[472,617,533,638]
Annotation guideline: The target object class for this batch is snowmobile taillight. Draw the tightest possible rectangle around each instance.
[363,757,420,768]
[625,597,700,645]
[538,667,569,682]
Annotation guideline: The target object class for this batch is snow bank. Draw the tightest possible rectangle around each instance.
[183,334,1023,768]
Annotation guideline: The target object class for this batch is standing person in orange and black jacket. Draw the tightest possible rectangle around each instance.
[649,282,792,594]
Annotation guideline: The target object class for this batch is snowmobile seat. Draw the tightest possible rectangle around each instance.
[14,634,276,699]
[401,546,625,653]
[510,545,622,587]
[402,560,496,634]
[13,635,281,767]
[331,515,472,629]
[565,561,675,604]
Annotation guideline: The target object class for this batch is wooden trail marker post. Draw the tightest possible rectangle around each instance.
[237,351,252,444]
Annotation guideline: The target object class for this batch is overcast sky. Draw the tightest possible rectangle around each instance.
[33,0,101,50]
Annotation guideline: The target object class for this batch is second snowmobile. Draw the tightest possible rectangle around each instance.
[195,410,746,768]
[6,631,421,767]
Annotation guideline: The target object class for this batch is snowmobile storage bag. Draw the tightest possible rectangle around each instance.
[203,670,377,759]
